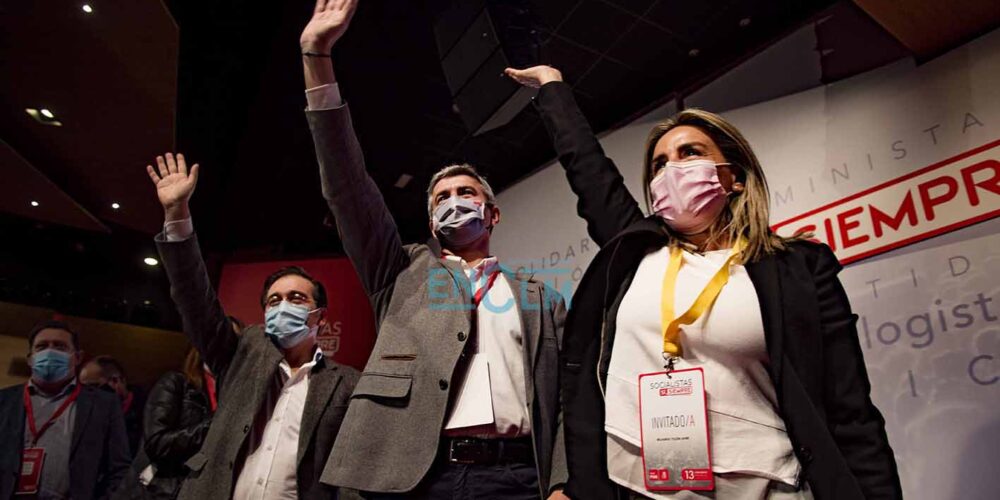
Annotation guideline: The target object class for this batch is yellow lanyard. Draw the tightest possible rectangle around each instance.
[660,238,746,364]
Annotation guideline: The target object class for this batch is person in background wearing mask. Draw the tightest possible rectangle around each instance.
[144,152,360,500]
[506,66,901,500]
[299,1,568,499]
[0,320,130,499]
[80,355,145,459]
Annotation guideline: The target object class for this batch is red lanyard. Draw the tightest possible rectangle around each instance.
[121,391,134,414]
[204,371,218,412]
[23,383,82,446]
[471,270,501,307]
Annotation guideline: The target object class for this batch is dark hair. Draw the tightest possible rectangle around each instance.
[259,266,327,309]
[28,320,80,352]
[182,347,206,390]
[88,355,126,380]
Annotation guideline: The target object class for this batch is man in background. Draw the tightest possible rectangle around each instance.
[0,320,130,499]
[80,355,145,458]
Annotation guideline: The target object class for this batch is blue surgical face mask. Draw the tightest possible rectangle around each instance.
[432,197,489,247]
[264,301,319,349]
[31,349,74,383]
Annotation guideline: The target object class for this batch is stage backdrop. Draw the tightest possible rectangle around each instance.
[491,28,1000,500]
[217,257,376,371]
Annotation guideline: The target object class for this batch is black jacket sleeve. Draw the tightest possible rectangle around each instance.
[535,81,646,247]
[143,372,212,465]
[812,245,902,499]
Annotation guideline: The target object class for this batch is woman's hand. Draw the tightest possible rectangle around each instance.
[505,65,564,88]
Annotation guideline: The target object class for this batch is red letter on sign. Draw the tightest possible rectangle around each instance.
[918,176,959,221]
[961,160,1000,206]
[870,191,918,238]
[837,206,870,249]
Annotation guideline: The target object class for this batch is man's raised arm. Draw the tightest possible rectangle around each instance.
[301,0,409,299]
[146,153,238,376]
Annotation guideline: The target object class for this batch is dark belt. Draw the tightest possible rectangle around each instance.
[440,436,535,465]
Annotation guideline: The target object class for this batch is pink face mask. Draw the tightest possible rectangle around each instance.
[650,159,729,234]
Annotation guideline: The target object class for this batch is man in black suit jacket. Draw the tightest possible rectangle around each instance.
[145,152,361,499]
[80,355,145,459]
[0,320,130,499]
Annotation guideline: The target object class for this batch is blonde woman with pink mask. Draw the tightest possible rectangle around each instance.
[506,66,901,500]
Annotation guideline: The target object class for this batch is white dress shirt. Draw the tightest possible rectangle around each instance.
[232,348,325,500]
[441,256,532,438]
[606,247,801,497]
[305,83,344,110]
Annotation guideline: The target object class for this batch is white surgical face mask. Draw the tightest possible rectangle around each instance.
[432,196,488,247]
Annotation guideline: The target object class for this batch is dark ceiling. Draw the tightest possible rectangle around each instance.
[174,0,853,257]
[8,0,985,329]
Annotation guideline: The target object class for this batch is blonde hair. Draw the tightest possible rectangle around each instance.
[641,108,793,263]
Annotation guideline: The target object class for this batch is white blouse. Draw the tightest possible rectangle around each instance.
[605,246,800,497]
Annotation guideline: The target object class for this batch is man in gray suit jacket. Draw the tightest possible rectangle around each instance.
[299,1,568,499]
[144,152,360,499]
[0,320,130,499]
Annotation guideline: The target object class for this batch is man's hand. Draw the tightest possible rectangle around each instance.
[145,152,199,222]
[547,489,571,500]
[504,65,564,88]
[300,0,358,54]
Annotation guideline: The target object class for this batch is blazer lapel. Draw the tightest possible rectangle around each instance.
[70,388,95,458]
[427,238,472,304]
[297,361,342,466]
[746,255,785,388]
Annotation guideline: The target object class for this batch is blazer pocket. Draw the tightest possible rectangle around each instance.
[351,373,413,406]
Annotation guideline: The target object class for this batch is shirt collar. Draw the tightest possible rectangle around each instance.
[443,255,500,280]
[279,346,326,377]
[27,377,78,398]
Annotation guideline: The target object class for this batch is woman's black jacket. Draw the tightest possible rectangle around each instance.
[534,81,902,500]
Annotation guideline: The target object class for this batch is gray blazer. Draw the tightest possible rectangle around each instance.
[155,234,360,500]
[305,104,569,495]
[0,383,131,500]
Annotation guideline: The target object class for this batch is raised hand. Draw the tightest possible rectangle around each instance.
[504,65,564,88]
[300,0,358,54]
[145,152,199,221]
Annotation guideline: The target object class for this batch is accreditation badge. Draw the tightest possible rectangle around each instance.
[638,368,714,491]
[16,447,45,495]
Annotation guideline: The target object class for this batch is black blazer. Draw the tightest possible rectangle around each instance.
[534,81,902,499]
[0,383,131,499]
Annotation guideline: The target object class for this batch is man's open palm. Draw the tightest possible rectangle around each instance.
[145,153,199,211]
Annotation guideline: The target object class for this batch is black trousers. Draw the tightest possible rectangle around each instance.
[362,460,540,500]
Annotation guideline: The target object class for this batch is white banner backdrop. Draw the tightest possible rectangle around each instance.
[492,28,1000,499]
